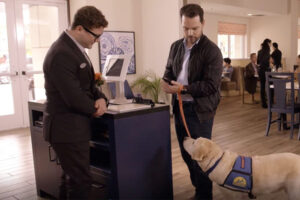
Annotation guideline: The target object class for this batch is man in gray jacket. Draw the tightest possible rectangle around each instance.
[162,4,223,200]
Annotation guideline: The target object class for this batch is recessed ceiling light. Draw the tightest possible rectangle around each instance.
[248,13,264,17]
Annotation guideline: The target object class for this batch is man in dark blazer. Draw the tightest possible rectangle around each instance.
[271,42,282,70]
[43,6,108,199]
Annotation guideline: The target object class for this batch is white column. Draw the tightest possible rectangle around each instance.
[288,0,298,70]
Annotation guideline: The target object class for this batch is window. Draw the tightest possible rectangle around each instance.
[217,22,246,58]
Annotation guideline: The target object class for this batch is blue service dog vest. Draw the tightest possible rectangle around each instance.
[222,156,253,193]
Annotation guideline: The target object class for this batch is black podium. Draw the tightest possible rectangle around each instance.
[28,100,173,199]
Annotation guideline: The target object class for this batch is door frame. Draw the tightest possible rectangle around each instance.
[0,0,68,131]
[0,0,23,131]
[15,0,68,128]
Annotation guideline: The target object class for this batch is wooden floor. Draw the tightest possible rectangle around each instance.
[0,128,37,200]
[1,94,300,200]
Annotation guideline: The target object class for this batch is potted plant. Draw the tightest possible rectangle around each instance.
[131,72,164,103]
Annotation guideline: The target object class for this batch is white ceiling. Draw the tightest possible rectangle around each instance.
[200,2,281,18]
[187,0,289,18]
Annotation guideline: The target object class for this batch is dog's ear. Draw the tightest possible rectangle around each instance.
[191,150,206,161]
[190,139,212,161]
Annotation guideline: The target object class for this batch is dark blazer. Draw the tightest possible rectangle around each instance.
[163,34,223,120]
[257,49,270,78]
[43,32,106,143]
[244,62,258,94]
[271,49,282,69]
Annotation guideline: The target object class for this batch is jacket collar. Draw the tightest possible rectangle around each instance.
[64,30,86,53]
[179,34,207,53]
[60,32,92,68]
[59,32,84,56]
[183,37,201,50]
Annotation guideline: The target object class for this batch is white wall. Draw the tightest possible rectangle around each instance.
[250,15,290,57]
[140,0,181,77]
[189,0,288,15]
[250,0,298,69]
[192,0,298,69]
[204,12,298,68]
[69,0,181,82]
[70,0,142,83]
[69,0,86,18]
[69,0,299,76]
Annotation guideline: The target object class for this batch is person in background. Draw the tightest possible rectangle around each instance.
[161,4,223,200]
[244,53,258,101]
[43,6,108,199]
[0,55,8,84]
[222,57,233,82]
[269,56,276,72]
[257,38,271,108]
[271,42,282,71]
[0,55,6,64]
[294,54,300,73]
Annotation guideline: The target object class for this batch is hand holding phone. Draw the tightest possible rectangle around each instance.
[162,77,173,85]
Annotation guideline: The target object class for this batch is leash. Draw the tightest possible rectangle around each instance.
[177,85,191,138]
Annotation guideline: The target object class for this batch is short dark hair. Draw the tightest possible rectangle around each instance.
[180,4,204,23]
[250,53,256,58]
[71,6,108,30]
[272,42,278,49]
[224,57,231,64]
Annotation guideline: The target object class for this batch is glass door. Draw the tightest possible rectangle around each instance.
[0,0,23,130]
[0,0,68,131]
[17,1,68,127]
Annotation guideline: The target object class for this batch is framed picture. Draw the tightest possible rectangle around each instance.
[99,31,136,74]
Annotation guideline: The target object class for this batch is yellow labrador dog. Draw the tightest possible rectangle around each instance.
[183,137,300,200]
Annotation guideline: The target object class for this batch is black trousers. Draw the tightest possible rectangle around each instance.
[52,142,91,200]
[259,73,267,107]
[173,100,214,200]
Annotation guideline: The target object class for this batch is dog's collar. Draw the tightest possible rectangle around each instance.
[205,152,224,176]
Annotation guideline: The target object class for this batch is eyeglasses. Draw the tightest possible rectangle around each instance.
[83,26,101,41]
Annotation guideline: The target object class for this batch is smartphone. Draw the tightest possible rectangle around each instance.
[162,77,173,85]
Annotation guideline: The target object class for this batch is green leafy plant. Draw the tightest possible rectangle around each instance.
[131,73,162,103]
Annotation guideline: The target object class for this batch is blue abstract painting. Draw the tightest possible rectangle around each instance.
[99,31,136,74]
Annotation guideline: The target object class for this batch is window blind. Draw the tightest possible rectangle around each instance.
[218,22,247,35]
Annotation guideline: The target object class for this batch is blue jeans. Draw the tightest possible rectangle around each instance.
[173,100,214,199]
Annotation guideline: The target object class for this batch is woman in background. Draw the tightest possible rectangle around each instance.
[222,57,233,82]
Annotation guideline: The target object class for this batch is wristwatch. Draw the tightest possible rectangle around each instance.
[181,86,188,94]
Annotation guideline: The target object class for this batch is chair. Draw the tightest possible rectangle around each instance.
[221,66,240,96]
[240,67,258,104]
[297,73,300,102]
[265,72,300,139]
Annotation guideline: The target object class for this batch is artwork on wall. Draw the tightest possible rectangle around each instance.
[99,31,136,74]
